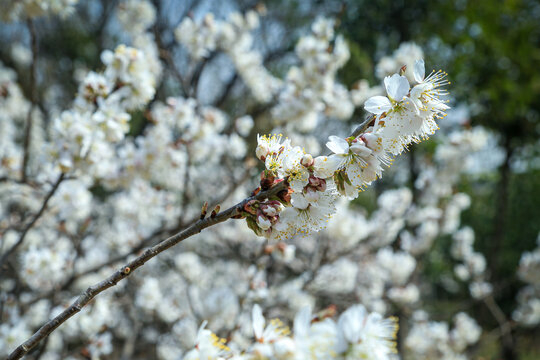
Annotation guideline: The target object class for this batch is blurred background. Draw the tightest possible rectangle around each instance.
[1,0,539,359]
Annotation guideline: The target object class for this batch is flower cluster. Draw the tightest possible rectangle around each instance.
[271,18,354,132]
[183,304,397,360]
[405,311,481,359]
[0,62,35,179]
[49,43,158,177]
[1,0,78,21]
[451,227,492,299]
[242,59,449,241]
[176,9,281,102]
[364,59,449,155]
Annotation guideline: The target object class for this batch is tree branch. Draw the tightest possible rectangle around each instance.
[0,173,65,268]
[7,180,286,360]
[8,119,373,359]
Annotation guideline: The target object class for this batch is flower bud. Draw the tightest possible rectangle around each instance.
[300,153,314,167]
[315,178,326,192]
[256,143,269,161]
[400,64,407,76]
[243,200,258,215]
[257,214,272,231]
[308,175,321,187]
[261,204,278,217]
[267,200,282,208]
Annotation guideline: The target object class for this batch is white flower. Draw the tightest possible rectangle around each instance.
[279,146,310,192]
[284,187,337,235]
[183,321,229,360]
[257,134,290,166]
[293,306,339,359]
[337,305,398,359]
[252,304,290,343]
[364,74,410,114]
[364,62,449,155]
[322,135,388,199]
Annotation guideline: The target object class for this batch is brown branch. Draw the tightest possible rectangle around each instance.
[351,114,376,138]
[7,180,286,360]
[8,120,373,359]
[21,19,38,183]
[0,173,65,268]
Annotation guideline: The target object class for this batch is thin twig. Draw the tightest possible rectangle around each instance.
[21,19,38,183]
[190,52,216,98]
[8,120,373,360]
[0,173,65,268]
[154,25,189,96]
[483,295,514,349]
[214,72,238,108]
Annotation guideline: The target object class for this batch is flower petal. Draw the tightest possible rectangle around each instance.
[414,59,425,83]
[364,96,392,114]
[384,74,410,101]
[313,155,344,178]
[293,306,312,338]
[291,193,309,209]
[326,136,349,154]
[252,304,265,340]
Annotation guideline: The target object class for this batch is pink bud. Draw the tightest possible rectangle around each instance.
[308,175,321,187]
[315,178,326,192]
